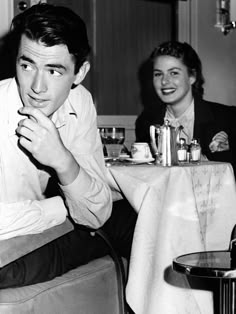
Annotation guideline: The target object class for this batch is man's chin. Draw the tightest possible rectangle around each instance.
[25,104,51,117]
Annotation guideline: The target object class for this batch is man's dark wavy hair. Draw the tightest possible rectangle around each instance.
[150,41,205,98]
[10,2,91,74]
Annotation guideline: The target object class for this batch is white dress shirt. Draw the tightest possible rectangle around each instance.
[165,100,195,145]
[0,78,112,239]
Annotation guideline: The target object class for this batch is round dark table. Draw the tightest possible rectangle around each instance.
[173,251,236,314]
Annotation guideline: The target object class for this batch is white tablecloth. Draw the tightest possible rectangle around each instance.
[106,161,236,314]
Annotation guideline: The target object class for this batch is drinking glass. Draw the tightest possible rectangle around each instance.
[99,127,125,159]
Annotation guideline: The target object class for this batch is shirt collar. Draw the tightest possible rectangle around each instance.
[165,100,195,144]
[7,79,77,136]
[51,95,77,129]
[165,99,194,126]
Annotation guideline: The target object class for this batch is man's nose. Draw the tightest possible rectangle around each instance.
[31,72,47,93]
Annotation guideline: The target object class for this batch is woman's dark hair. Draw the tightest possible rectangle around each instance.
[10,3,91,74]
[150,41,205,98]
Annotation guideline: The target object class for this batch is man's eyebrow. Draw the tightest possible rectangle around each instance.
[19,55,34,63]
[46,63,67,71]
[19,55,67,71]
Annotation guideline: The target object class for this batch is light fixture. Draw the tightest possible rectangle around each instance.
[215,0,236,35]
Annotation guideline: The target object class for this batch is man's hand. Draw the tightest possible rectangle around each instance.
[16,107,79,185]
[209,131,229,153]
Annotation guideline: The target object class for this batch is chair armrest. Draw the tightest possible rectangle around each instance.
[0,218,74,267]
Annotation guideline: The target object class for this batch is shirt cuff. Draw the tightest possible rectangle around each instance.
[59,166,93,199]
[34,196,67,229]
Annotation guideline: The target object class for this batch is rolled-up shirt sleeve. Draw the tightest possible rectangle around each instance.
[61,162,112,229]
[58,87,112,229]
[0,196,67,240]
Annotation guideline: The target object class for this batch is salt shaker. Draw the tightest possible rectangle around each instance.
[177,138,187,163]
[190,139,201,163]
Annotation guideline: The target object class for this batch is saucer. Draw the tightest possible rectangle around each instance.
[124,157,155,164]
[104,157,119,161]
[119,154,130,159]
[105,154,130,161]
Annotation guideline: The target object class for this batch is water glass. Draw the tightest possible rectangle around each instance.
[99,127,125,159]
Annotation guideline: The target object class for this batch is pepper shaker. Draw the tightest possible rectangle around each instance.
[177,138,187,163]
[190,139,201,163]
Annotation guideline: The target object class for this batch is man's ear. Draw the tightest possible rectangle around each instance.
[73,61,90,85]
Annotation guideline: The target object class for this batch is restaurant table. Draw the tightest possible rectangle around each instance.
[105,161,236,314]
[173,250,236,314]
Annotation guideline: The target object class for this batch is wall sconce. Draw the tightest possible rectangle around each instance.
[215,0,236,35]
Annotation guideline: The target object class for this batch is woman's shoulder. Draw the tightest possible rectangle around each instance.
[197,97,234,115]
[200,97,230,107]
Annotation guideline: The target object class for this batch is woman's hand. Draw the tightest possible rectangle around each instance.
[209,131,229,153]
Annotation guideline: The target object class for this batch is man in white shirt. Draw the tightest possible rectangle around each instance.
[0,3,136,287]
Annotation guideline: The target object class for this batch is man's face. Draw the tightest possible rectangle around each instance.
[16,35,79,118]
[153,55,195,106]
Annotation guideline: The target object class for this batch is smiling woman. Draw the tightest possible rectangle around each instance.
[152,54,196,118]
[135,40,236,175]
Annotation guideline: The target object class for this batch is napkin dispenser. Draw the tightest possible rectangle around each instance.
[150,119,183,166]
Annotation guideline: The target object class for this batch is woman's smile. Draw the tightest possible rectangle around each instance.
[153,55,195,109]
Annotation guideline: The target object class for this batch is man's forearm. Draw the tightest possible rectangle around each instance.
[54,149,80,186]
[0,197,67,240]
[60,165,112,229]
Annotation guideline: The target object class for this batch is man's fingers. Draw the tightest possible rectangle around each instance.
[18,107,51,127]
[18,118,40,132]
[18,136,32,152]
[16,125,36,141]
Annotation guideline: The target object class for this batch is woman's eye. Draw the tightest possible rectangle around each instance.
[170,71,179,76]
[154,72,162,78]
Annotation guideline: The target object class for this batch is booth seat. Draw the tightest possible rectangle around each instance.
[0,220,126,314]
[0,256,122,314]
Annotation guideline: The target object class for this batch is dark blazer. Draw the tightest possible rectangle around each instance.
[135,96,236,174]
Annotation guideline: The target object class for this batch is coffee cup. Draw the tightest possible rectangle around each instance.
[131,142,152,160]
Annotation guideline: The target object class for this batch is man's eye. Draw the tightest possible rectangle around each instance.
[49,69,62,76]
[20,64,32,71]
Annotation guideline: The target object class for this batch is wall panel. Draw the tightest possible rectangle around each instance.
[94,0,175,115]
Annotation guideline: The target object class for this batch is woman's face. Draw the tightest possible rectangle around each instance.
[153,55,196,107]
